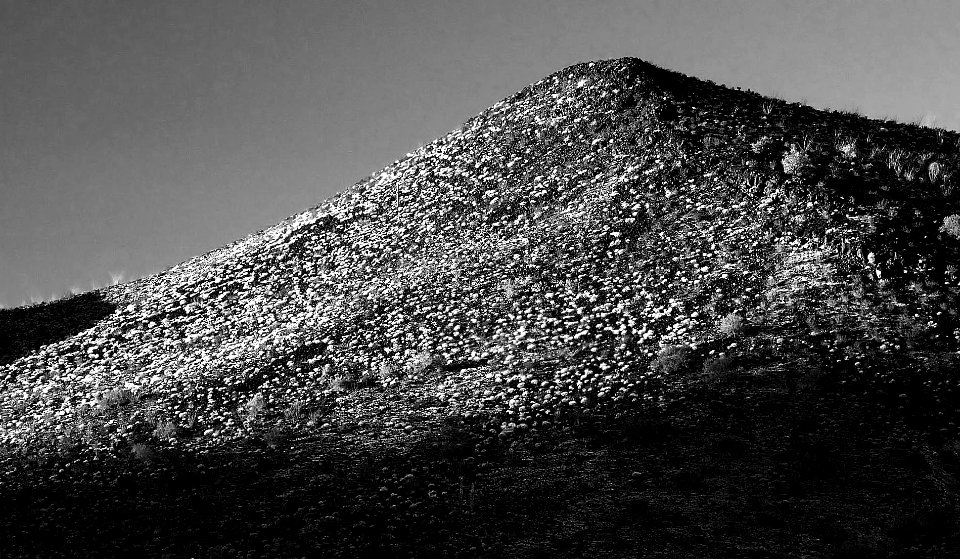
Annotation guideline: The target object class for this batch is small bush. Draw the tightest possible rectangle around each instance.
[718,312,746,337]
[130,443,156,463]
[781,143,810,175]
[376,359,400,382]
[327,373,353,393]
[941,174,955,196]
[244,393,266,422]
[405,351,435,377]
[153,420,178,440]
[702,355,737,384]
[357,367,380,388]
[649,345,696,376]
[836,136,857,159]
[702,135,723,150]
[97,388,136,411]
[324,360,366,391]
[262,426,286,449]
[887,148,906,176]
[941,214,960,239]
[283,400,306,421]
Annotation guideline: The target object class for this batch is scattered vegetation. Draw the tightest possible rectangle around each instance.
[3,57,960,557]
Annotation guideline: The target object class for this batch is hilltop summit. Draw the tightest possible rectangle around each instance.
[3,58,960,558]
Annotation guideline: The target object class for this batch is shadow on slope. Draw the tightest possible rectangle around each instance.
[2,366,959,558]
[0,293,116,366]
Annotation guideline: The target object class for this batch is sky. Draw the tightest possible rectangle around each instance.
[2,0,960,307]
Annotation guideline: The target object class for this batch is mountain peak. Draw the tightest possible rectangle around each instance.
[4,59,960,556]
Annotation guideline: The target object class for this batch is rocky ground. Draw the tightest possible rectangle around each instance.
[2,57,960,557]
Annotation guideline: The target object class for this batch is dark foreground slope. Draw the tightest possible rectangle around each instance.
[3,58,960,557]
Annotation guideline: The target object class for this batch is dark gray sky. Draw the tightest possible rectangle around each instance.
[3,0,960,306]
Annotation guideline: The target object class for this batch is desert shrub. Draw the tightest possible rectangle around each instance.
[702,355,737,379]
[781,143,810,175]
[941,174,955,196]
[97,388,136,411]
[836,136,858,159]
[262,426,287,449]
[941,214,960,239]
[702,135,723,150]
[718,312,746,337]
[357,366,380,388]
[324,360,367,391]
[283,400,306,421]
[130,443,156,463]
[153,420,178,440]
[376,359,400,382]
[244,393,266,422]
[887,148,906,176]
[327,373,353,393]
[405,351,435,377]
[649,345,696,376]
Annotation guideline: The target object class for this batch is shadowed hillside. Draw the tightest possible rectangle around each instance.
[0,293,116,367]
[3,57,960,558]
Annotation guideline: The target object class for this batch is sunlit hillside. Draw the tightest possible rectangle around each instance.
[3,58,960,558]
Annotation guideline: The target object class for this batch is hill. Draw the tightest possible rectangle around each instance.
[3,57,960,558]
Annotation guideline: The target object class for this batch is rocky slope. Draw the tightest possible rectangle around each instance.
[2,57,960,558]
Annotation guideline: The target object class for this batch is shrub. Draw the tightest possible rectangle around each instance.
[130,443,156,463]
[357,367,380,388]
[327,373,353,393]
[836,136,857,159]
[887,148,906,176]
[781,144,810,175]
[97,388,136,411]
[283,400,306,421]
[324,360,367,391]
[649,345,696,376]
[153,420,178,440]
[405,351,435,377]
[941,215,960,239]
[941,174,955,196]
[702,355,737,383]
[702,135,723,150]
[262,426,286,449]
[244,393,265,422]
[718,312,746,337]
[376,359,400,382]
